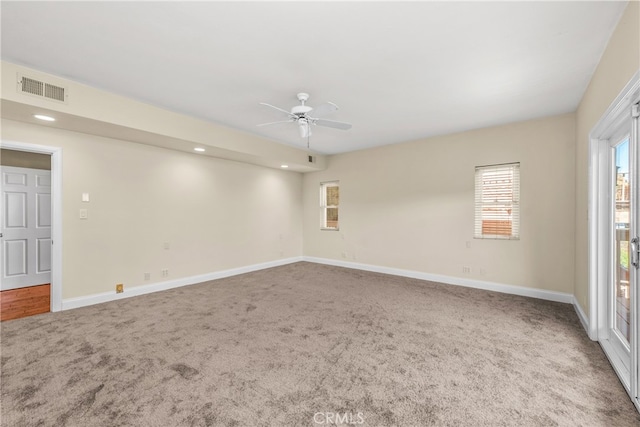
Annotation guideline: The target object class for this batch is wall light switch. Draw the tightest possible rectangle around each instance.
[79,209,88,219]
[82,193,90,202]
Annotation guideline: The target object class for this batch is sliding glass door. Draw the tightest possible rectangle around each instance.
[606,133,635,379]
[591,74,639,411]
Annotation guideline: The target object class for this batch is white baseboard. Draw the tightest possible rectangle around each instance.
[62,255,586,330]
[302,256,574,304]
[573,297,592,338]
[61,257,303,310]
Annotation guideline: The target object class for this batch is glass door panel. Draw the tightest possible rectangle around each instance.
[614,138,631,346]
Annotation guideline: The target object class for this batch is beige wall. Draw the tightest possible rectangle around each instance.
[2,119,303,299]
[574,1,640,313]
[1,2,637,308]
[2,61,325,173]
[303,114,576,293]
[1,148,51,170]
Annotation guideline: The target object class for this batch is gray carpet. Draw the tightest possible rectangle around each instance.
[1,262,638,426]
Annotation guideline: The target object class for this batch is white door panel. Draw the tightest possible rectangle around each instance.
[36,173,50,188]
[5,192,27,227]
[4,172,26,186]
[5,239,27,276]
[1,166,52,291]
[37,193,51,227]
[37,238,51,273]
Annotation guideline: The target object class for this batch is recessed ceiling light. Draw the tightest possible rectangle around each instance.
[280,164,289,168]
[194,147,206,152]
[33,114,55,122]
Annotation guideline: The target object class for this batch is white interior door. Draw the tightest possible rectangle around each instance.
[1,166,52,291]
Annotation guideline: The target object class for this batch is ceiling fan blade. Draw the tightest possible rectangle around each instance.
[257,119,295,127]
[308,102,338,118]
[259,102,296,119]
[314,118,352,130]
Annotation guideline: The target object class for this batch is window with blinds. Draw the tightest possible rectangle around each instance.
[320,181,339,230]
[474,163,520,240]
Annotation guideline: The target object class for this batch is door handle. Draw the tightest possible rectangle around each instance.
[632,237,640,269]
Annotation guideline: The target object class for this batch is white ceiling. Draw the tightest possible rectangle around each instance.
[0,1,628,155]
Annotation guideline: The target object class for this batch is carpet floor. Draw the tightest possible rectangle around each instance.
[1,262,639,426]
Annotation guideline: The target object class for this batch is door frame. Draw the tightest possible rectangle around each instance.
[1,139,62,312]
[589,70,640,409]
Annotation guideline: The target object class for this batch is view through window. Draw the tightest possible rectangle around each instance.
[320,181,339,230]
[474,163,520,240]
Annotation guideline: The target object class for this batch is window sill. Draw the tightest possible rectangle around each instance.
[474,236,520,240]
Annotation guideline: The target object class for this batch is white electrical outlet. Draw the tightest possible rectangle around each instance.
[462,266,471,274]
[144,272,150,281]
[161,269,169,277]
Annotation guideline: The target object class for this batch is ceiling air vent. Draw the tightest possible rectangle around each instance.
[17,73,68,103]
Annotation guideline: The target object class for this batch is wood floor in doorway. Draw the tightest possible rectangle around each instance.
[0,284,50,321]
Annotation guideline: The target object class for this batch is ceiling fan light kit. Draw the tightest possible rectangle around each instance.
[258,92,352,146]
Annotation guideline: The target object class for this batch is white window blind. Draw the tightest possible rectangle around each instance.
[320,181,339,230]
[474,163,520,240]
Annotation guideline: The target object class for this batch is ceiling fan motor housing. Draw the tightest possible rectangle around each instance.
[291,105,312,116]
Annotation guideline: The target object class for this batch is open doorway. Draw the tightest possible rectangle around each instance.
[1,150,51,320]
[0,141,62,319]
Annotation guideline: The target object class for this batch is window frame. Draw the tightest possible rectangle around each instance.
[474,162,520,240]
[320,181,340,231]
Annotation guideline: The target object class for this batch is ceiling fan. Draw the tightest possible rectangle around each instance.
[258,92,352,138]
